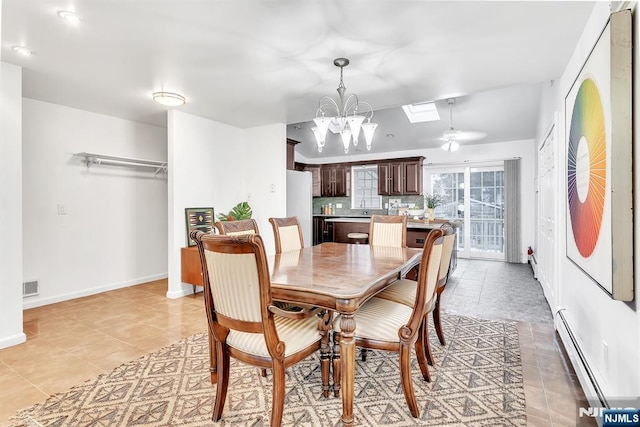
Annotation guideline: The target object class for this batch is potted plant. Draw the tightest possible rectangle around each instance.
[424,193,442,221]
[217,201,252,221]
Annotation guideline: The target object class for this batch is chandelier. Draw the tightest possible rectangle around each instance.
[312,58,378,153]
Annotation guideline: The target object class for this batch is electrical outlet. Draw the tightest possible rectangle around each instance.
[336,203,342,208]
[269,184,275,193]
[57,204,67,215]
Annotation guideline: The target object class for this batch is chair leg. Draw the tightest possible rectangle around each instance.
[424,316,434,367]
[320,312,332,398]
[332,330,341,398]
[212,343,230,421]
[260,368,267,377]
[434,288,446,346]
[360,348,368,361]
[399,343,420,418]
[208,331,218,384]
[270,360,286,427]
[415,318,431,382]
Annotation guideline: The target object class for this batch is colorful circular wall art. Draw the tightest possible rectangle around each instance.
[567,78,607,258]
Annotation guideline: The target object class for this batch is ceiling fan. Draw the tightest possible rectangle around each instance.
[440,98,487,152]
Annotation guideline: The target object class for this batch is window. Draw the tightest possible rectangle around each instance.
[351,165,382,209]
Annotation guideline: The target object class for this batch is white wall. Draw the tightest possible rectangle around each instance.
[298,139,536,263]
[536,1,640,402]
[244,123,288,253]
[22,99,168,308]
[166,111,287,299]
[0,62,27,349]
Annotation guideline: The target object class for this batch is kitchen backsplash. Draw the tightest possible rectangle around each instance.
[313,195,424,216]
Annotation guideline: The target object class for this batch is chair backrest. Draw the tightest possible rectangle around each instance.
[269,216,304,253]
[407,228,444,328]
[368,214,407,247]
[191,231,274,338]
[437,223,456,286]
[215,219,260,236]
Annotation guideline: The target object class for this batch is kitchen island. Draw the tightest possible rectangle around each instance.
[317,216,458,274]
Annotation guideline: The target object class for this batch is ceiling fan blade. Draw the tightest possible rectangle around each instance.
[440,130,487,142]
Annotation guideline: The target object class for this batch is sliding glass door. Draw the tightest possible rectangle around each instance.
[429,164,504,260]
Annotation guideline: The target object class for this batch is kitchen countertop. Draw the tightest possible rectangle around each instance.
[324,217,449,230]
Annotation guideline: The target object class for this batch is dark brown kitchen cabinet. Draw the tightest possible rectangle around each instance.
[321,164,347,197]
[378,158,423,195]
[305,165,321,197]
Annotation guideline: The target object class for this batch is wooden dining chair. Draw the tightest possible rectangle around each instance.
[376,223,456,366]
[190,231,331,426]
[269,216,304,253]
[359,214,408,361]
[333,228,444,418]
[214,218,266,377]
[368,214,407,247]
[215,218,260,236]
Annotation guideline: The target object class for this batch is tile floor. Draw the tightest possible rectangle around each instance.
[0,260,595,426]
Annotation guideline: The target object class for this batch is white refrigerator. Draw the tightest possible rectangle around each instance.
[286,170,312,247]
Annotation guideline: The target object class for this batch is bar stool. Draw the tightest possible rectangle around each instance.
[347,232,369,244]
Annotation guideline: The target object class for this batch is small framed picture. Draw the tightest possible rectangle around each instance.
[185,207,214,246]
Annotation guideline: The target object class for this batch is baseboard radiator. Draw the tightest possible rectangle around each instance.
[555,309,607,410]
[528,254,538,279]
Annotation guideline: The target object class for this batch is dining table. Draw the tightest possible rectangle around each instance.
[267,242,423,426]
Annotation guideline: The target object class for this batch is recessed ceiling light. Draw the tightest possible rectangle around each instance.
[11,46,32,56]
[152,91,186,107]
[57,10,81,24]
[386,133,395,138]
[402,102,440,123]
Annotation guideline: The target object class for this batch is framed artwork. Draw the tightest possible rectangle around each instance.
[564,10,633,301]
[185,207,214,246]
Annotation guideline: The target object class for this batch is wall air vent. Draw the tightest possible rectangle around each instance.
[23,280,39,297]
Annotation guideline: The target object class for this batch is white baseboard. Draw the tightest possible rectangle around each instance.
[22,273,168,309]
[0,332,27,349]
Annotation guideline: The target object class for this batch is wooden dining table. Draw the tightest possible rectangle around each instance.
[267,242,423,426]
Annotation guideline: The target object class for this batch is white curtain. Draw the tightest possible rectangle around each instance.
[504,159,521,263]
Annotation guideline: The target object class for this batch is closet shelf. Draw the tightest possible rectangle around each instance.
[74,152,168,174]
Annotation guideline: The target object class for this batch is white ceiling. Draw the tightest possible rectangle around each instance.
[2,1,596,159]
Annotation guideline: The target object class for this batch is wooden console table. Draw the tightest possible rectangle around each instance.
[181,246,203,293]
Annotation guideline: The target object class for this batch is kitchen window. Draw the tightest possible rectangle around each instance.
[351,165,382,209]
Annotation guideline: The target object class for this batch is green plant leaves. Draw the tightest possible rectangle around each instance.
[217,201,252,221]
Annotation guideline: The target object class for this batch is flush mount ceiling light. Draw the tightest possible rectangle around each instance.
[12,46,32,56]
[312,58,378,154]
[57,10,81,24]
[152,91,186,107]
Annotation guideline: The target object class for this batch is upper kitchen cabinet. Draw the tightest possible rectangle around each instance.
[378,157,424,195]
[304,165,322,197]
[321,164,347,197]
[286,138,300,171]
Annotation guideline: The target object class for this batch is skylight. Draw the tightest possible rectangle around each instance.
[402,102,440,123]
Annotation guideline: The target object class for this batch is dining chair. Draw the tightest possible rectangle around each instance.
[215,218,260,236]
[269,216,304,253]
[214,218,266,377]
[375,223,456,366]
[190,230,331,426]
[360,214,407,362]
[333,228,444,418]
[368,214,407,247]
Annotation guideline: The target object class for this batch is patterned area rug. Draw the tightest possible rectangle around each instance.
[10,314,526,426]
